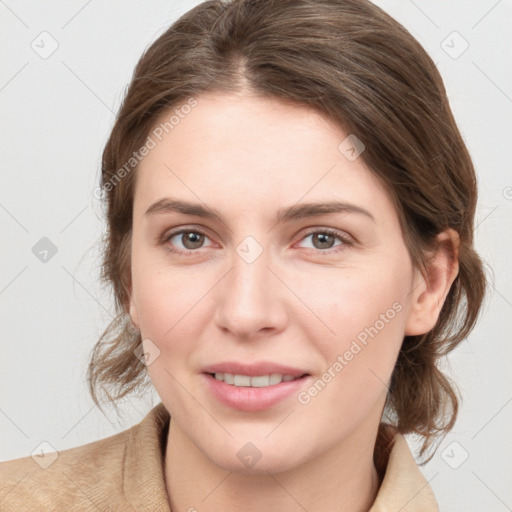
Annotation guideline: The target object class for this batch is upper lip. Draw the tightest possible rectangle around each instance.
[202,361,309,377]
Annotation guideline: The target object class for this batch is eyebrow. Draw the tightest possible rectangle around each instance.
[145,198,375,223]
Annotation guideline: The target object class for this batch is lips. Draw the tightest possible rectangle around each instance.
[201,361,311,411]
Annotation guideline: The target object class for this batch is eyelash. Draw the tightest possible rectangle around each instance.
[161,227,352,257]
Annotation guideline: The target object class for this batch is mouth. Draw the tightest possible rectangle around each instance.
[202,371,311,412]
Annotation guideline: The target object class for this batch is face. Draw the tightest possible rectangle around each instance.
[129,91,421,473]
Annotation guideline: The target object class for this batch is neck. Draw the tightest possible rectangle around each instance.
[165,419,381,512]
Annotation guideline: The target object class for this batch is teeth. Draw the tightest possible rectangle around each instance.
[269,374,283,385]
[234,374,251,386]
[213,372,300,388]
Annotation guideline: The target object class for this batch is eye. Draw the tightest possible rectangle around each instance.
[162,227,352,256]
[163,228,214,255]
[297,228,351,253]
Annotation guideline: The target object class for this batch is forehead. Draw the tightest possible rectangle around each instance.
[133,91,394,223]
[147,92,343,166]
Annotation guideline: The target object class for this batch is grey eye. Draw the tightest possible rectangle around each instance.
[310,233,337,249]
[169,231,209,250]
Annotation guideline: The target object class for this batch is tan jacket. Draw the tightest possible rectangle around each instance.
[0,402,438,511]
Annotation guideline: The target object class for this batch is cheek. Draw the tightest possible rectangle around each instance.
[133,265,206,340]
[299,261,409,339]
[131,263,211,397]
[294,260,410,389]
[291,273,408,428]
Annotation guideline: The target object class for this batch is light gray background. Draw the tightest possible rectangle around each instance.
[1,1,511,510]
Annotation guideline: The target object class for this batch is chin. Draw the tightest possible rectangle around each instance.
[202,436,308,476]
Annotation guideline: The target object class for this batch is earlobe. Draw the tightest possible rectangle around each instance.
[405,229,460,336]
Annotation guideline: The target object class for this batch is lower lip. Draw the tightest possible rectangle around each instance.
[203,373,310,412]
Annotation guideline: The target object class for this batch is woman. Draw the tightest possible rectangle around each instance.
[0,0,486,510]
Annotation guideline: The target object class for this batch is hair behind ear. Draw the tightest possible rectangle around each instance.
[387,340,459,460]
[386,234,486,461]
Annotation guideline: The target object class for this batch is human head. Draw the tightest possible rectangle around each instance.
[88,0,486,459]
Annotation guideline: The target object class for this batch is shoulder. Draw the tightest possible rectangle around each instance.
[0,426,131,510]
[0,402,171,511]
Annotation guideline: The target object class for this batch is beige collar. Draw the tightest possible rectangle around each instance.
[370,432,438,511]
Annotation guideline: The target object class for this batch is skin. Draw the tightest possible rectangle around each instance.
[129,91,459,512]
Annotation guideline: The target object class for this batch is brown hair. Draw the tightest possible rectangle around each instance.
[88,0,486,459]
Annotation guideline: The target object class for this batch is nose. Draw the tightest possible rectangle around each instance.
[214,246,288,340]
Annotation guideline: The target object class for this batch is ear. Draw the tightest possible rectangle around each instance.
[405,229,460,336]
[129,291,140,330]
